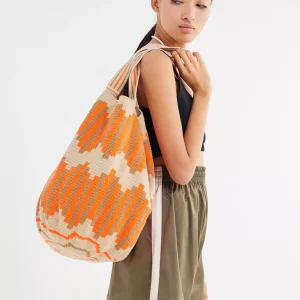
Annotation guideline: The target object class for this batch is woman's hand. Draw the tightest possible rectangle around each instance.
[204,281,208,299]
[171,49,212,98]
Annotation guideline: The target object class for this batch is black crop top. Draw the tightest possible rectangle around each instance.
[123,63,206,158]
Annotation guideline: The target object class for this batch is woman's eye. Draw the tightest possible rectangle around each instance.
[172,1,207,9]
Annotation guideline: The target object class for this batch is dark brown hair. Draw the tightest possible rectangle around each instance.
[134,23,157,53]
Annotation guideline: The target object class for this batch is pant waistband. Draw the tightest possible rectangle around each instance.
[154,165,206,185]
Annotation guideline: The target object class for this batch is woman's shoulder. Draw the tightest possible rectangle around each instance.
[138,48,179,99]
[140,46,174,69]
[139,48,178,85]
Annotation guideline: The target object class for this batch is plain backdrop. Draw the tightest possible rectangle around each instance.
[1,0,299,299]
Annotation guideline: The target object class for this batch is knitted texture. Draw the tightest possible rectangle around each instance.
[35,43,184,263]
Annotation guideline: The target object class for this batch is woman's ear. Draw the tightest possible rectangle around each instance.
[151,0,160,13]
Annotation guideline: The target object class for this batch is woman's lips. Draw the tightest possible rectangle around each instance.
[179,26,195,33]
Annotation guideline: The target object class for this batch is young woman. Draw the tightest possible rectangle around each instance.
[107,0,212,299]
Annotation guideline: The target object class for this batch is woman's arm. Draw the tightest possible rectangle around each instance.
[183,94,210,182]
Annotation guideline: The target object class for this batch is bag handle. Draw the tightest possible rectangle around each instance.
[106,43,184,108]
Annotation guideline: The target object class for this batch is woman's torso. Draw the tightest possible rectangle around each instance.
[136,47,205,167]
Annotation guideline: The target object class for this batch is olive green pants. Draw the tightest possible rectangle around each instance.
[107,165,208,300]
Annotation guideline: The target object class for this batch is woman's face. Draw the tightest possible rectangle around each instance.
[152,0,211,44]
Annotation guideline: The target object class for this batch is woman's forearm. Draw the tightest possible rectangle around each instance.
[184,92,210,170]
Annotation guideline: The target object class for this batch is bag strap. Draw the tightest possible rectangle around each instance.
[106,43,184,108]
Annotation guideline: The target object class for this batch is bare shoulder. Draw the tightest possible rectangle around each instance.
[140,49,174,79]
[138,49,178,102]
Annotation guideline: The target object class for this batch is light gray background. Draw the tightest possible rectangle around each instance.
[1,0,299,299]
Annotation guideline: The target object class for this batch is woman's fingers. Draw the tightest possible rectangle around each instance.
[204,282,208,299]
[172,50,186,74]
[173,49,199,70]
[185,50,198,66]
[192,51,202,64]
[176,49,191,67]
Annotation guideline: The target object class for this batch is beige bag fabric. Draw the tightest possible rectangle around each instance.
[35,42,183,263]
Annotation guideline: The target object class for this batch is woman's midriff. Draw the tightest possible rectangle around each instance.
[154,152,205,167]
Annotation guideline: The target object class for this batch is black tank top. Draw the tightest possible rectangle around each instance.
[123,63,206,158]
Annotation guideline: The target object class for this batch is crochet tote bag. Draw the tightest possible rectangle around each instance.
[35,42,183,263]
